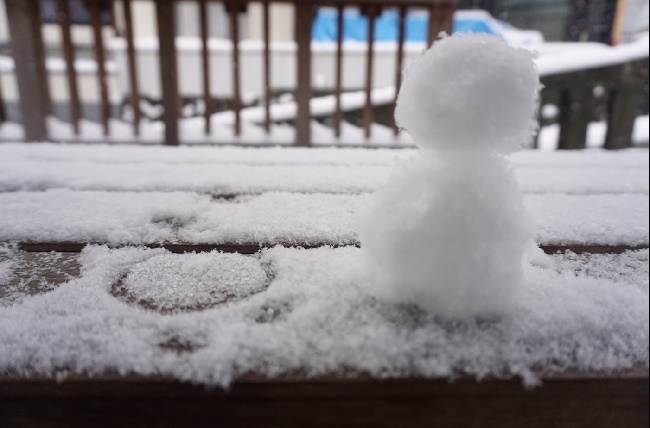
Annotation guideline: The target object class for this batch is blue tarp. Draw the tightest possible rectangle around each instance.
[312,9,509,42]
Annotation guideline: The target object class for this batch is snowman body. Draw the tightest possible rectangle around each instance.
[360,34,539,318]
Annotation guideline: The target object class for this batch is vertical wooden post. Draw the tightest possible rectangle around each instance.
[294,2,314,147]
[557,83,591,150]
[394,5,406,135]
[427,2,454,45]
[199,0,213,135]
[604,62,645,150]
[262,0,272,133]
[58,0,82,136]
[123,0,142,137]
[228,1,242,136]
[4,0,50,141]
[155,0,180,146]
[89,0,111,137]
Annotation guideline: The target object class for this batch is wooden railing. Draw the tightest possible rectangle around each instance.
[1,0,455,146]
[1,0,647,149]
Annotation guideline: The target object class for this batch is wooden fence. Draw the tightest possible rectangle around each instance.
[1,0,647,148]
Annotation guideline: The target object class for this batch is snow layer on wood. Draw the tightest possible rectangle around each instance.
[1,150,647,195]
[0,246,646,386]
[550,249,648,293]
[535,34,649,76]
[526,194,649,246]
[0,191,647,246]
[1,143,647,167]
[119,253,268,312]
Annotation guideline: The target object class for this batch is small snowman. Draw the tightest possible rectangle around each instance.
[360,34,540,318]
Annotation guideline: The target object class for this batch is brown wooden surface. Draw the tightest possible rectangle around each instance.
[263,0,272,133]
[605,61,647,149]
[123,0,142,137]
[58,0,82,136]
[294,2,314,146]
[394,5,407,135]
[199,0,213,135]
[89,0,111,137]
[0,372,647,428]
[362,5,379,140]
[156,0,180,145]
[229,1,242,136]
[4,0,50,141]
[333,4,344,138]
[14,241,649,255]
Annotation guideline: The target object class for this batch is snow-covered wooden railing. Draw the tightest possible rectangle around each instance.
[1,0,455,146]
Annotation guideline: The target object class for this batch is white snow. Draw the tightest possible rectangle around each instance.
[0,144,647,195]
[395,34,540,153]
[119,252,268,312]
[362,35,538,317]
[0,245,646,386]
[0,191,647,247]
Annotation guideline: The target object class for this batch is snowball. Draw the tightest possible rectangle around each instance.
[395,34,540,154]
[360,152,532,317]
[361,34,539,318]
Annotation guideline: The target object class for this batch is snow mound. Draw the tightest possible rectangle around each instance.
[360,153,532,317]
[118,252,268,312]
[362,34,539,318]
[395,33,539,153]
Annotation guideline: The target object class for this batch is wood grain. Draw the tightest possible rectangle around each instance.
[0,372,647,427]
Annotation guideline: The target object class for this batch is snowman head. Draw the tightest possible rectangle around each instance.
[395,34,539,154]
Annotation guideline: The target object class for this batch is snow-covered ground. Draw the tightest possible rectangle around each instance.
[0,143,647,386]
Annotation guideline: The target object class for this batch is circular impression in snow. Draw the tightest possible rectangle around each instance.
[114,252,269,313]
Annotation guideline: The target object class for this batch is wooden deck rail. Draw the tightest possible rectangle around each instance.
[2,0,455,146]
[2,0,647,148]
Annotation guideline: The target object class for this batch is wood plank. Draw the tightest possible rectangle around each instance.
[199,0,212,135]
[57,0,82,136]
[123,0,142,137]
[362,5,379,140]
[228,0,242,136]
[294,2,314,146]
[89,0,111,137]
[262,0,272,134]
[14,242,649,255]
[4,0,49,141]
[155,0,180,145]
[333,4,344,138]
[0,372,646,428]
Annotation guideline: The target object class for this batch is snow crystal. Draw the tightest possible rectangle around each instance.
[361,34,539,317]
[0,246,646,387]
[395,34,539,153]
[117,252,268,312]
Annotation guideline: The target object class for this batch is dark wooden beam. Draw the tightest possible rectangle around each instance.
[4,0,50,141]
[0,370,646,428]
[294,2,314,146]
[155,0,180,146]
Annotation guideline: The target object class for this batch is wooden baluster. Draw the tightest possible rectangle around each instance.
[155,0,180,145]
[294,2,313,146]
[123,0,142,137]
[5,0,50,141]
[89,0,111,136]
[393,5,406,136]
[199,0,212,135]
[605,62,645,150]
[262,0,271,133]
[228,0,242,136]
[58,0,82,136]
[333,4,344,139]
[362,5,379,140]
